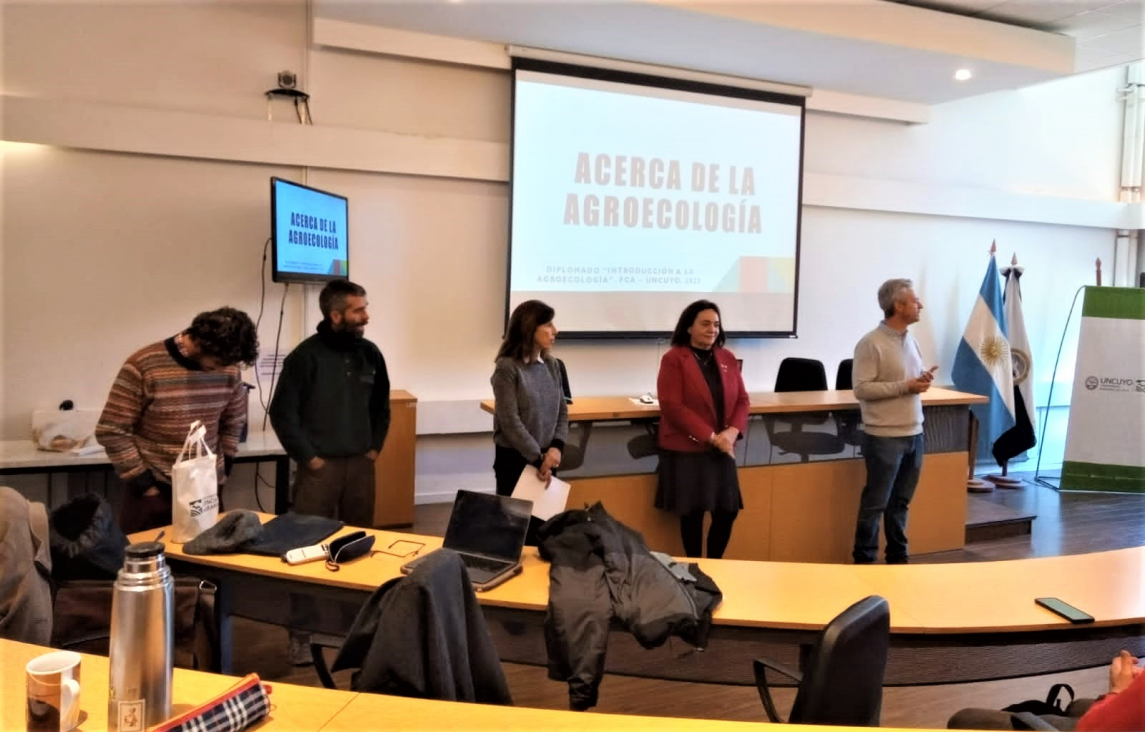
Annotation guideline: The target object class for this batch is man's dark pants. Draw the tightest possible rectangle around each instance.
[852,432,924,564]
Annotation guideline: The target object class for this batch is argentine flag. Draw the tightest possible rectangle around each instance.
[952,255,1016,459]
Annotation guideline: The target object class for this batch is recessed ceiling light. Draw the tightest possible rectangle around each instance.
[954,69,973,81]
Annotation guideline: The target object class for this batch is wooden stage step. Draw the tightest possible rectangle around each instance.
[965,494,1036,543]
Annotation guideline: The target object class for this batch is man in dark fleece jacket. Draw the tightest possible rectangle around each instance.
[270,279,390,528]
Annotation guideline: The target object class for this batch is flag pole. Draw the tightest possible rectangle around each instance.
[967,411,993,492]
[967,242,998,493]
[986,254,1026,488]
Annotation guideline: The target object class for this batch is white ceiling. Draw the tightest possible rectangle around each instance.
[890,0,1144,72]
[314,0,1144,105]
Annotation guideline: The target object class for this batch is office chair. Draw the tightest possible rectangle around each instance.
[549,357,593,472]
[835,358,863,454]
[559,422,593,472]
[766,358,844,462]
[753,595,890,727]
[626,420,659,460]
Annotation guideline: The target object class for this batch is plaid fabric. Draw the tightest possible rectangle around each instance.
[152,674,271,732]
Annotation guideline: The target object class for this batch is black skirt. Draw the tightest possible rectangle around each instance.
[655,448,743,515]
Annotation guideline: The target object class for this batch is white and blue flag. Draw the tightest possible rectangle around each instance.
[952,253,1016,459]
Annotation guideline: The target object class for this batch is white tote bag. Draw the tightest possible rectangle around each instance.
[171,420,220,543]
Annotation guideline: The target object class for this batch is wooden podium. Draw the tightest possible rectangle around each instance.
[373,390,417,528]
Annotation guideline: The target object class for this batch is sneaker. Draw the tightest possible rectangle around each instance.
[289,632,314,666]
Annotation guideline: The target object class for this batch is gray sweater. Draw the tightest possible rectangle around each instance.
[853,322,926,437]
[491,355,570,463]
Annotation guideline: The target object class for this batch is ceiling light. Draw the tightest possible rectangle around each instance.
[954,69,973,81]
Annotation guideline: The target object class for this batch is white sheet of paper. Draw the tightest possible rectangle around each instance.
[511,467,571,521]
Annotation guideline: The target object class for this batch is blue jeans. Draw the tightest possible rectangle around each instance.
[852,432,924,564]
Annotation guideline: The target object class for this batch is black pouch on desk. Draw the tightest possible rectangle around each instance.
[327,531,375,566]
[244,512,344,557]
[324,532,376,572]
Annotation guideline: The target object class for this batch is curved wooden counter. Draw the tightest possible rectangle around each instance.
[481,388,986,563]
[137,519,1145,685]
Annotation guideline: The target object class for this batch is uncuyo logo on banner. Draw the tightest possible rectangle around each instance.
[1085,375,1139,393]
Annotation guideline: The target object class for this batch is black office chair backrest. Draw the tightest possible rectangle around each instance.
[555,357,573,404]
[790,595,890,726]
[775,357,828,393]
[835,359,854,391]
[773,357,829,427]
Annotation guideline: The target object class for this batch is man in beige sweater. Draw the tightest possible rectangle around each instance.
[851,279,937,565]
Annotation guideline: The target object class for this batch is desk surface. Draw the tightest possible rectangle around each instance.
[4,639,930,732]
[480,387,987,422]
[135,515,1145,637]
[1,639,358,732]
[0,388,418,472]
[324,691,929,732]
[0,431,285,471]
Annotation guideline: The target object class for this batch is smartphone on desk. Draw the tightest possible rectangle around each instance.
[1035,597,1094,624]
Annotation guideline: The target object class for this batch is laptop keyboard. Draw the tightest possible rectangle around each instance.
[461,554,510,574]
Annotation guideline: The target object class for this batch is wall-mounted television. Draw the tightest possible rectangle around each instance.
[270,177,349,284]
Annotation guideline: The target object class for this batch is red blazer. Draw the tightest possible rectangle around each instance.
[656,345,750,453]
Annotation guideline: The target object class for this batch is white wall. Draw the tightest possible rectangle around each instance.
[805,69,1125,202]
[0,2,1124,503]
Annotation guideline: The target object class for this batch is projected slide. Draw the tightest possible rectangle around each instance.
[510,65,804,336]
[272,179,348,282]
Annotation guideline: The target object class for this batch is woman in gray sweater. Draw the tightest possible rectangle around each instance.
[491,300,569,499]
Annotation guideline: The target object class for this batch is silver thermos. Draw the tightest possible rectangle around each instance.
[108,541,174,731]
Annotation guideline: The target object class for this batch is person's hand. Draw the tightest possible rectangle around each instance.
[538,447,562,483]
[711,430,736,456]
[906,377,932,394]
[364,450,379,461]
[1109,649,1140,694]
[920,366,939,383]
[717,427,739,456]
[307,456,326,470]
[142,486,161,497]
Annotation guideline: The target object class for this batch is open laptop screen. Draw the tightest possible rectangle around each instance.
[443,490,532,561]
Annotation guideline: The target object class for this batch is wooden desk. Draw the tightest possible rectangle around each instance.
[324,692,928,732]
[479,388,987,421]
[856,550,1145,634]
[0,431,292,512]
[4,639,928,732]
[480,388,987,563]
[0,639,358,732]
[134,518,1145,685]
[1,390,418,528]
[375,390,417,527]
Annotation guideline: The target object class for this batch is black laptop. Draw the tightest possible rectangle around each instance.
[401,490,533,591]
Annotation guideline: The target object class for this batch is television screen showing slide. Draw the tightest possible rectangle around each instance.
[509,60,805,338]
[271,177,349,284]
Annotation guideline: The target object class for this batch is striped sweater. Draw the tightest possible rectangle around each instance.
[95,338,246,492]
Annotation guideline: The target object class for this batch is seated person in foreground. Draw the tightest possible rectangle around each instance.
[948,650,1144,731]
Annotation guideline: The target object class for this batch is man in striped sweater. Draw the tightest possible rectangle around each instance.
[96,307,259,534]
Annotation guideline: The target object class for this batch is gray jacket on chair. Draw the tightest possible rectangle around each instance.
[331,549,512,704]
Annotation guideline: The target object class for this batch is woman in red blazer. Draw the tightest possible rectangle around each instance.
[655,300,750,558]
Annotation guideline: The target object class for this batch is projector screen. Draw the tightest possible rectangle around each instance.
[508,59,805,338]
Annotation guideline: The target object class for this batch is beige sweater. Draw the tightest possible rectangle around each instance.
[0,486,53,645]
[853,322,926,438]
